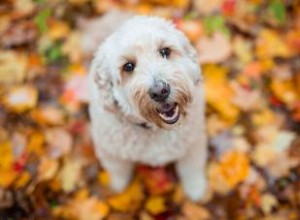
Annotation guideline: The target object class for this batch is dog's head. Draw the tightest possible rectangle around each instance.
[91,16,202,128]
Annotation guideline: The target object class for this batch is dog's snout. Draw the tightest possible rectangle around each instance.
[148,80,170,102]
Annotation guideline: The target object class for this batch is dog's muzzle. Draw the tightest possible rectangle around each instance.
[148,80,180,124]
[157,102,180,124]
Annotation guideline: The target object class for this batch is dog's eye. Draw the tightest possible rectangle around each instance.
[123,62,135,72]
[159,47,171,59]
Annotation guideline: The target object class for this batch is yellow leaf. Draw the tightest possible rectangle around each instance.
[53,194,110,220]
[145,196,166,215]
[252,144,277,167]
[0,169,18,188]
[37,157,59,182]
[172,185,184,205]
[15,171,31,188]
[58,157,83,192]
[0,141,18,187]
[31,106,64,125]
[256,29,291,59]
[251,109,276,126]
[62,32,84,63]
[203,65,240,122]
[0,51,27,84]
[3,85,38,113]
[271,78,299,106]
[48,20,70,40]
[27,131,45,155]
[209,151,250,193]
[98,170,110,187]
[232,36,253,64]
[0,141,13,170]
[108,179,144,212]
[261,193,278,215]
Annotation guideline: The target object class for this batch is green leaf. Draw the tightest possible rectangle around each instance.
[204,15,230,37]
[48,43,62,62]
[269,0,286,25]
[34,8,51,33]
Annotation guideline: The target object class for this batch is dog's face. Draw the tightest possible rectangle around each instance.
[92,16,201,127]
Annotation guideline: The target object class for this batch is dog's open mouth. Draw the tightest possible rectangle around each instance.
[157,102,180,124]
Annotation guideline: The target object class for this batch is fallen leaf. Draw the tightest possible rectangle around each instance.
[231,81,264,111]
[232,36,253,64]
[48,20,70,41]
[255,29,291,59]
[58,157,83,192]
[138,166,173,195]
[31,105,65,125]
[194,0,223,15]
[270,78,299,107]
[14,0,35,17]
[37,157,59,182]
[45,127,73,158]
[182,201,211,220]
[98,170,110,187]
[197,32,232,63]
[209,150,250,192]
[3,85,38,113]
[203,65,240,122]
[176,19,203,43]
[53,190,110,220]
[0,51,27,84]
[27,131,45,155]
[261,193,278,214]
[14,171,31,188]
[108,179,144,212]
[145,196,166,215]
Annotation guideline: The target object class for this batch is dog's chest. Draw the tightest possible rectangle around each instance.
[92,113,196,166]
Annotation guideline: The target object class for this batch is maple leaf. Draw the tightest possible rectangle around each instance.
[108,179,145,212]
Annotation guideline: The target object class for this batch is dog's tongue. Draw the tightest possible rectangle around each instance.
[157,102,180,124]
[159,102,176,113]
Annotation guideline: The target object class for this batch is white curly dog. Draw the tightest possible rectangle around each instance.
[89,16,207,201]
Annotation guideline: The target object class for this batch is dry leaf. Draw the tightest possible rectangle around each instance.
[176,20,203,43]
[261,193,278,215]
[53,190,110,220]
[255,29,291,59]
[145,196,166,215]
[108,179,144,212]
[203,65,239,122]
[197,32,232,63]
[209,150,250,192]
[3,85,38,113]
[45,127,73,158]
[182,201,211,220]
[37,157,59,182]
[58,157,83,192]
[232,36,253,64]
[31,106,65,125]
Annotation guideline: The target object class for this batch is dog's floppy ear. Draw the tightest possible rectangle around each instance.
[183,40,198,64]
[90,49,118,112]
[179,33,203,85]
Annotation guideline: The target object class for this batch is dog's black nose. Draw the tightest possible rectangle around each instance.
[148,80,170,102]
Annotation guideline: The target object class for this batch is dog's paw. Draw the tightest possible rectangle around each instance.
[110,174,131,193]
[182,175,207,202]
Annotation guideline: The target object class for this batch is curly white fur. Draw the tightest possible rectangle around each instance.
[88,16,207,201]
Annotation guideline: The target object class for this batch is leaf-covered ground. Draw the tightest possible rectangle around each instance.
[0,0,300,219]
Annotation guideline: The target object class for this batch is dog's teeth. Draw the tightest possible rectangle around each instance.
[158,105,179,123]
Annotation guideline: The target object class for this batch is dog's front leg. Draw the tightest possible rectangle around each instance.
[100,153,134,193]
[176,138,207,201]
